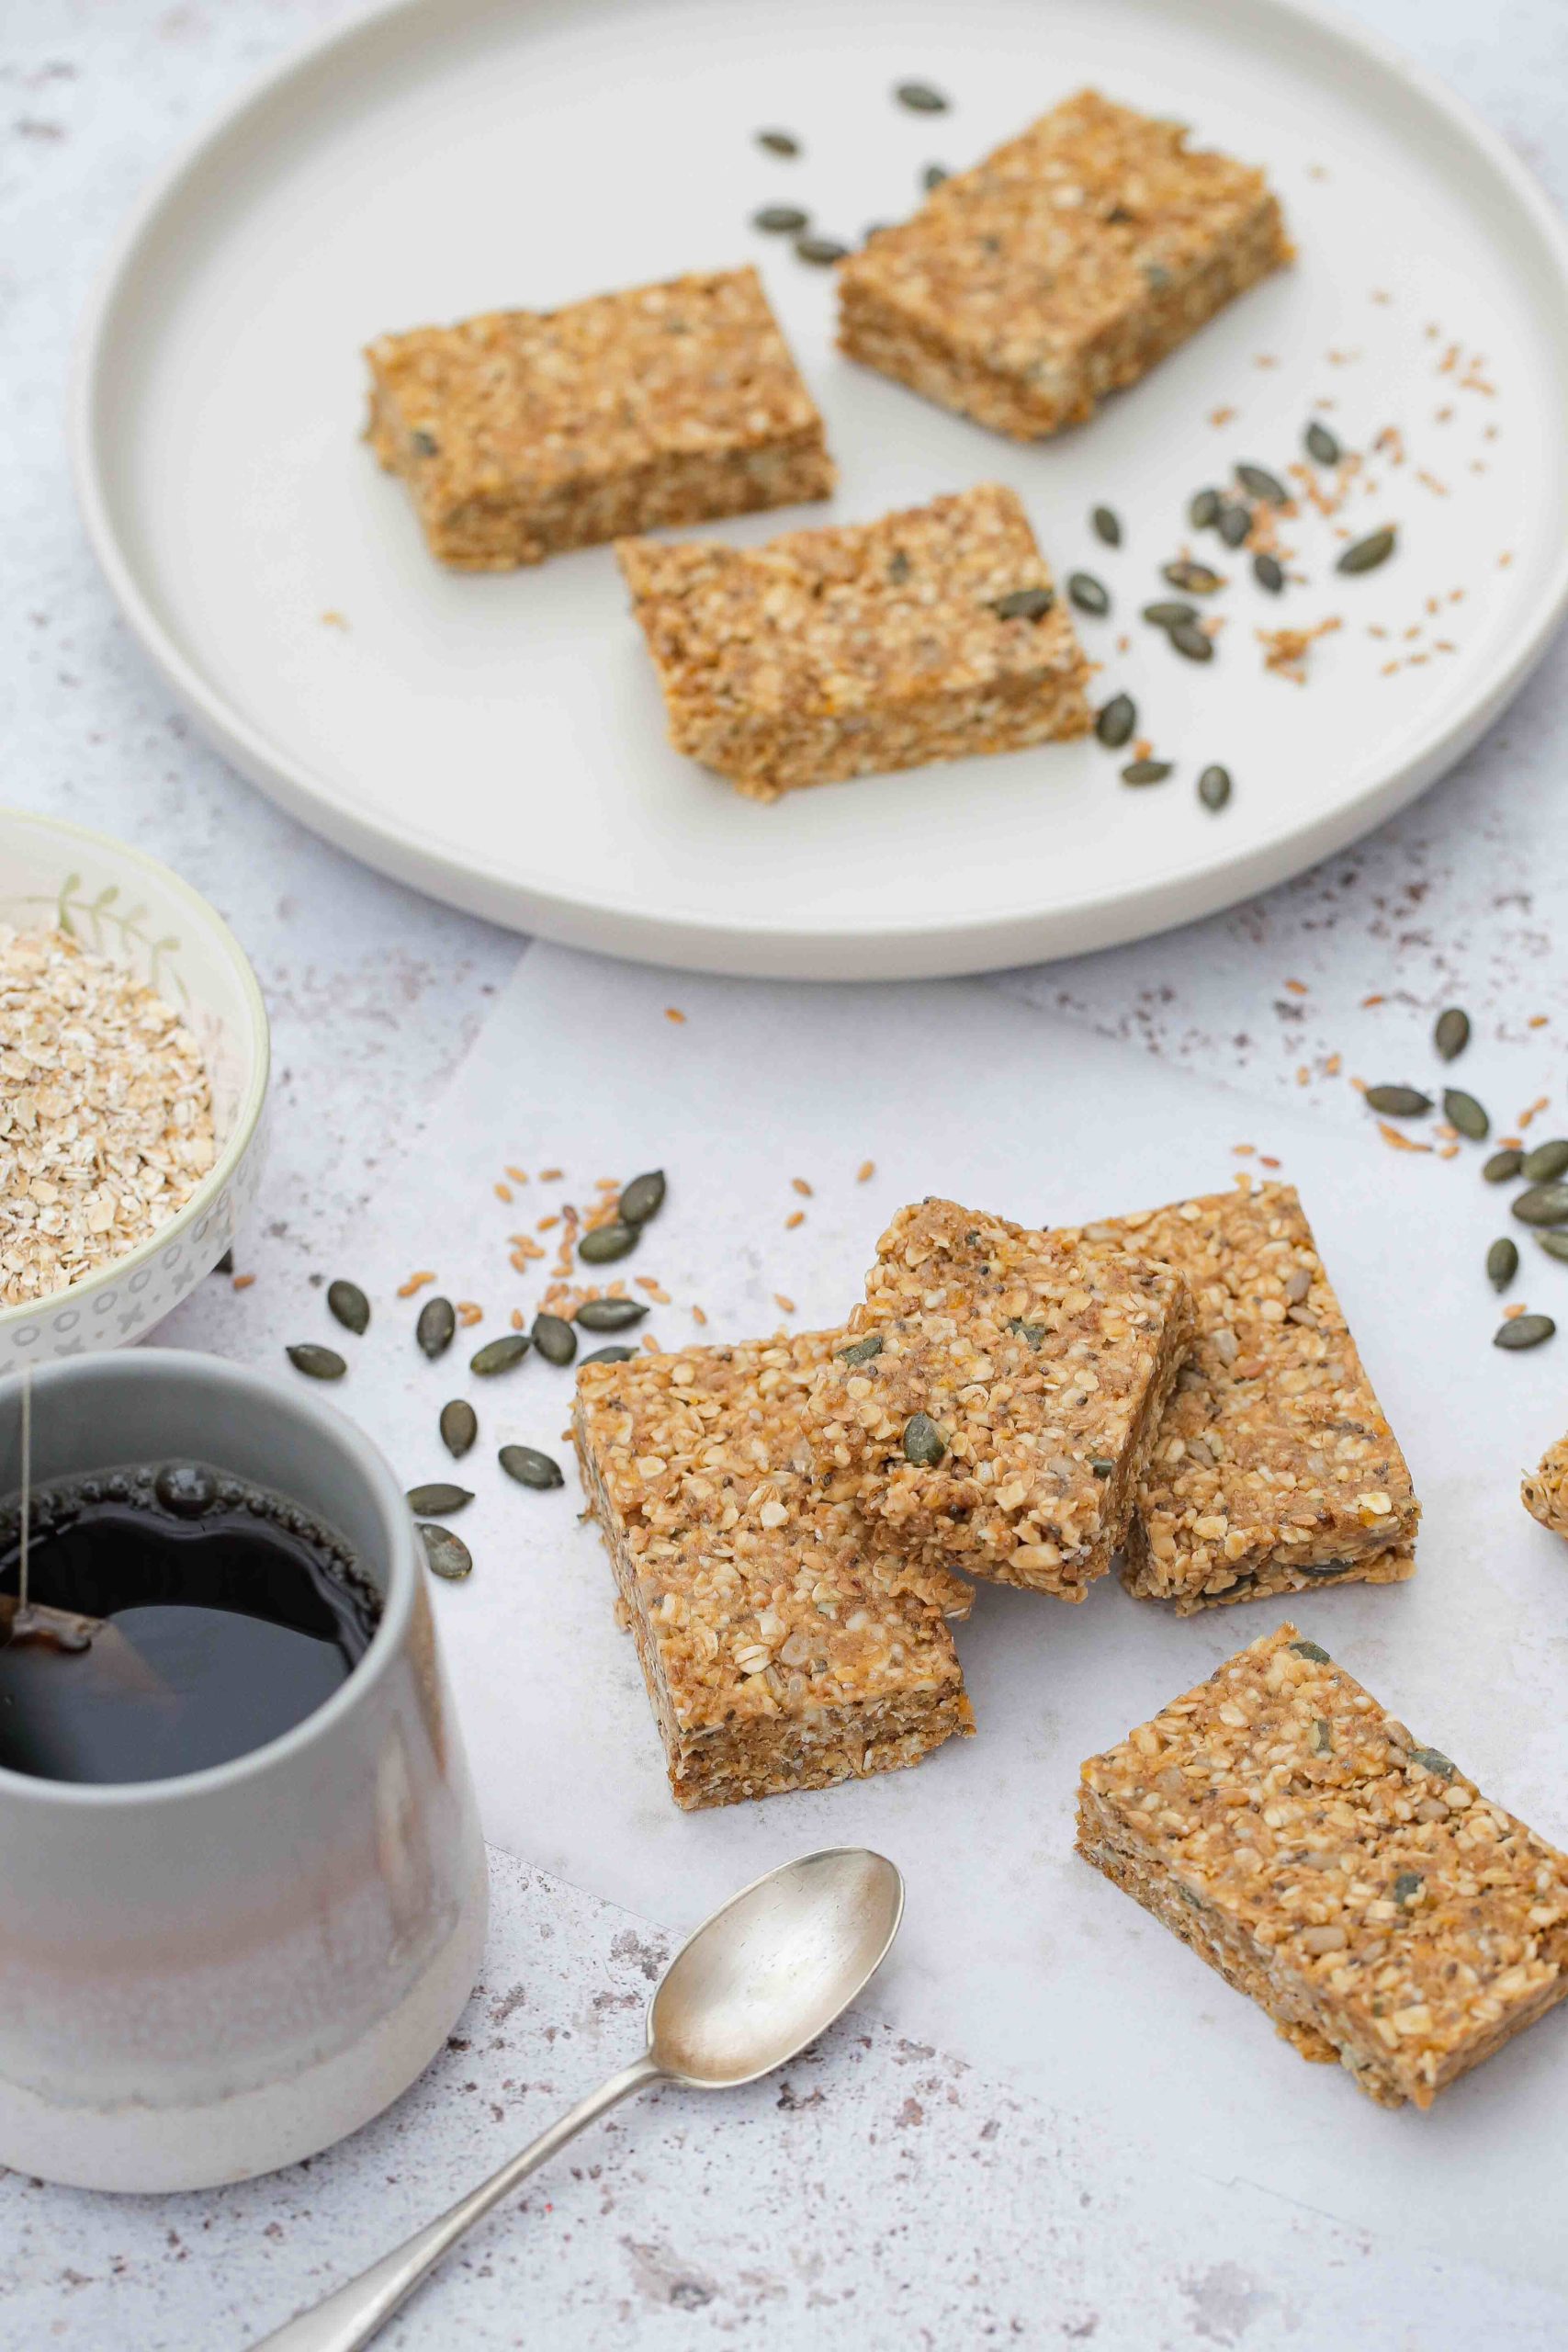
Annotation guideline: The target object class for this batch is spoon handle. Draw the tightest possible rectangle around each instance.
[249,2051,664,2351]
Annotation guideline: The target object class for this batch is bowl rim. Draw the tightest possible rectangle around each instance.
[0,807,271,1339]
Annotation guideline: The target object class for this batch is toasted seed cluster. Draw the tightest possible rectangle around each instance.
[1523,1436,1568,1539]
[1077,1623,1568,2108]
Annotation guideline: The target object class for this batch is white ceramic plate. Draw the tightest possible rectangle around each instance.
[73,0,1568,979]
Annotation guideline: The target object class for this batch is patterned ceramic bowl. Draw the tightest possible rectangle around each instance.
[0,808,269,1372]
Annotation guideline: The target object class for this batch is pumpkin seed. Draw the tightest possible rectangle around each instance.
[1433,1006,1470,1062]
[416,1295,457,1360]
[618,1169,666,1226]
[1089,1458,1113,1476]
[1362,1084,1432,1117]
[1483,1148,1524,1183]
[1067,571,1110,616]
[839,1334,884,1363]
[1304,420,1340,465]
[1296,1558,1350,1577]
[579,1221,638,1264]
[1513,1183,1568,1226]
[1122,758,1173,786]
[1170,621,1213,662]
[1217,503,1251,548]
[1288,1638,1330,1662]
[1495,1313,1556,1350]
[1253,552,1284,594]
[1197,764,1232,812]
[1408,1746,1455,1778]
[1006,1317,1046,1349]
[1392,1871,1424,1906]
[1537,1230,1568,1263]
[1188,488,1220,529]
[576,1297,649,1332]
[1095,693,1136,747]
[1143,601,1197,628]
[1443,1089,1489,1141]
[753,204,809,233]
[407,1483,473,1516]
[1162,560,1224,594]
[1487,1238,1518,1291]
[795,234,849,265]
[921,164,949,191]
[1091,505,1122,547]
[989,586,1055,622]
[287,1343,345,1381]
[419,1523,472,1581]
[440,1399,478,1459]
[581,1342,637,1363]
[410,429,438,458]
[1523,1139,1568,1182]
[470,1333,531,1375]
[903,1413,946,1466]
[499,1444,565,1491]
[531,1312,578,1366]
[1309,1719,1334,1755]
[326,1279,370,1335]
[1337,527,1396,576]
[756,129,800,155]
[896,80,948,111]
[1236,462,1288,504]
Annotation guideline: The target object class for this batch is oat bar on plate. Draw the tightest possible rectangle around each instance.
[615,482,1090,799]
[1068,1183,1418,1611]
[1078,1623,1568,2108]
[573,1332,975,1811]
[365,266,834,570]
[838,90,1291,440]
[805,1199,1193,1599]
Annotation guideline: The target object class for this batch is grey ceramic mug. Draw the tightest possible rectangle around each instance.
[0,1350,488,2191]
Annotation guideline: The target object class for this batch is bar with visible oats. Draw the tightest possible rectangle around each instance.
[838,90,1291,440]
[1524,1436,1568,1539]
[1068,1183,1418,1611]
[572,1331,974,1811]
[1077,1623,1568,2109]
[615,482,1090,799]
[805,1199,1193,1599]
[365,266,833,570]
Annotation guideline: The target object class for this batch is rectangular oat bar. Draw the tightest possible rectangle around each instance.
[365,266,833,570]
[1077,1623,1568,2108]
[573,1330,975,1811]
[1069,1183,1418,1611]
[805,1199,1193,1599]
[838,89,1291,440]
[615,482,1090,799]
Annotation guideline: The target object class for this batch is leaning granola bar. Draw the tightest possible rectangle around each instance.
[615,482,1090,799]
[1077,1623,1568,2109]
[1523,1436,1568,1539]
[365,266,833,570]
[806,1199,1193,1598]
[573,1332,975,1811]
[838,89,1291,440]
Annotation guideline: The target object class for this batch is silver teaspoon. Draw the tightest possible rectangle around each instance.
[250,1847,904,2351]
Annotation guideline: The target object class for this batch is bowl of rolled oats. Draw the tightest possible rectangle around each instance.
[0,809,269,1370]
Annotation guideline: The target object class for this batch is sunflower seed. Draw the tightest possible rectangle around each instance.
[1337,528,1397,576]
[407,1483,473,1516]
[1433,1006,1470,1062]
[1188,488,1220,529]
[1170,622,1213,662]
[1217,503,1251,548]
[1483,1148,1524,1183]
[499,1444,565,1491]
[839,1334,884,1363]
[1523,1139,1568,1182]
[756,129,800,155]
[795,234,849,265]
[1091,505,1122,546]
[419,1523,472,1581]
[1162,560,1224,594]
[532,1312,578,1365]
[579,1222,638,1263]
[896,80,948,111]
[922,164,949,190]
[440,1399,478,1459]
[1496,1313,1556,1351]
[618,1169,666,1226]
[576,1297,649,1332]
[287,1343,345,1381]
[1122,758,1173,786]
[1363,1084,1432,1117]
[1253,552,1284,594]
[1537,1230,1568,1262]
[470,1333,531,1375]
[326,1279,370,1335]
[1095,693,1137,747]
[753,204,809,233]
[1304,420,1340,465]
[1513,1183,1568,1226]
[1143,601,1197,628]
[1289,1638,1330,1662]
[1068,571,1110,616]
[1198,764,1232,811]
[580,1342,637,1363]
[417,1295,457,1360]
[1443,1089,1489,1141]
[1487,1238,1518,1291]
[990,586,1055,621]
[1236,462,1288,504]
[903,1413,946,1465]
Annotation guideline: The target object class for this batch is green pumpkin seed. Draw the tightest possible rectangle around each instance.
[1188,488,1220,529]
[1487,1238,1518,1291]
[795,234,849,265]
[903,1413,946,1466]
[531,1312,578,1366]
[1067,571,1110,616]
[580,1222,638,1264]
[576,1297,649,1332]
[756,129,800,155]
[416,1295,457,1360]
[1483,1148,1524,1183]
[1304,420,1340,466]
[440,1399,478,1460]
[1495,1313,1556,1350]
[839,1334,884,1364]
[1536,1230,1568,1263]
[419,1523,472,1581]
[990,586,1055,622]
[1217,503,1251,548]
[1253,552,1284,594]
[1162,560,1224,594]
[470,1333,531,1375]
[499,1444,565,1491]
[1143,600,1197,628]
[1122,758,1173,786]
[1309,1719,1334,1756]
[1295,1558,1351,1577]
[1513,1183,1568,1227]
[1091,505,1122,547]
[753,204,809,233]
[1089,1458,1114,1477]
[1363,1084,1433,1117]
[1288,1638,1330,1662]
[1006,1316,1047,1349]
[896,79,948,111]
[407,1483,473,1516]
[618,1170,667,1226]
[580,1342,637,1363]
[1433,1006,1470,1062]
[1198,764,1232,812]
[287,1343,346,1381]
[1170,622,1213,662]
[1523,1139,1568,1182]
[1337,527,1397,576]
[1095,693,1136,748]
[1443,1089,1489,1141]
[1392,1871,1423,1906]
[1408,1745,1455,1778]
[921,164,949,191]
[327,1280,370,1336]
[1236,462,1288,504]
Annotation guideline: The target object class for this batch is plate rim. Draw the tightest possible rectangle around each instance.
[69,0,1568,979]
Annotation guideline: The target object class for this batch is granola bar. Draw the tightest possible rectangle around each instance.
[838,90,1290,441]
[615,483,1090,799]
[805,1199,1193,1598]
[1077,1623,1568,2109]
[572,1331,975,1810]
[365,266,833,570]
[1523,1436,1568,1538]
[1067,1183,1418,1611]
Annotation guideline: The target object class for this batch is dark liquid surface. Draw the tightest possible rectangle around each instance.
[0,1464,380,1784]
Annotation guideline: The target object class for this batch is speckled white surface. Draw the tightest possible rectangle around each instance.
[6,0,1568,2344]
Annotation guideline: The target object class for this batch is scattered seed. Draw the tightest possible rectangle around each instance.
[1198,764,1232,811]
[1096,693,1137,747]
[532,1312,578,1366]
[617,1169,666,1227]
[795,234,849,265]
[1305,420,1341,465]
[580,1342,637,1363]
[753,203,808,233]
[1362,1085,1433,1117]
[1122,758,1173,786]
[1513,1183,1568,1227]
[579,1222,638,1264]
[1483,1148,1524,1183]
[1236,462,1288,504]
[1487,1238,1519,1291]
[1537,1230,1568,1263]
[287,1343,345,1381]
[1162,560,1224,594]
[1289,1638,1331,1662]
[1217,503,1251,548]
[407,1482,473,1515]
[499,1444,565,1491]
[1495,1313,1555,1351]
[1091,505,1122,547]
[1443,1089,1489,1141]
[990,586,1055,621]
[326,1279,370,1336]
[921,163,948,190]
[896,80,948,111]
[1433,1006,1470,1061]
[576,1296,649,1332]
[839,1334,884,1363]
[417,1295,457,1360]
[1253,552,1284,594]
[756,129,800,155]
[1523,1139,1568,1182]
[1143,601,1197,628]
[1337,527,1397,575]
[903,1412,946,1465]
[1068,571,1110,616]
[1170,621,1214,662]
[470,1333,531,1375]
[419,1523,472,1581]
[439,1399,478,1459]
[1188,488,1220,529]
